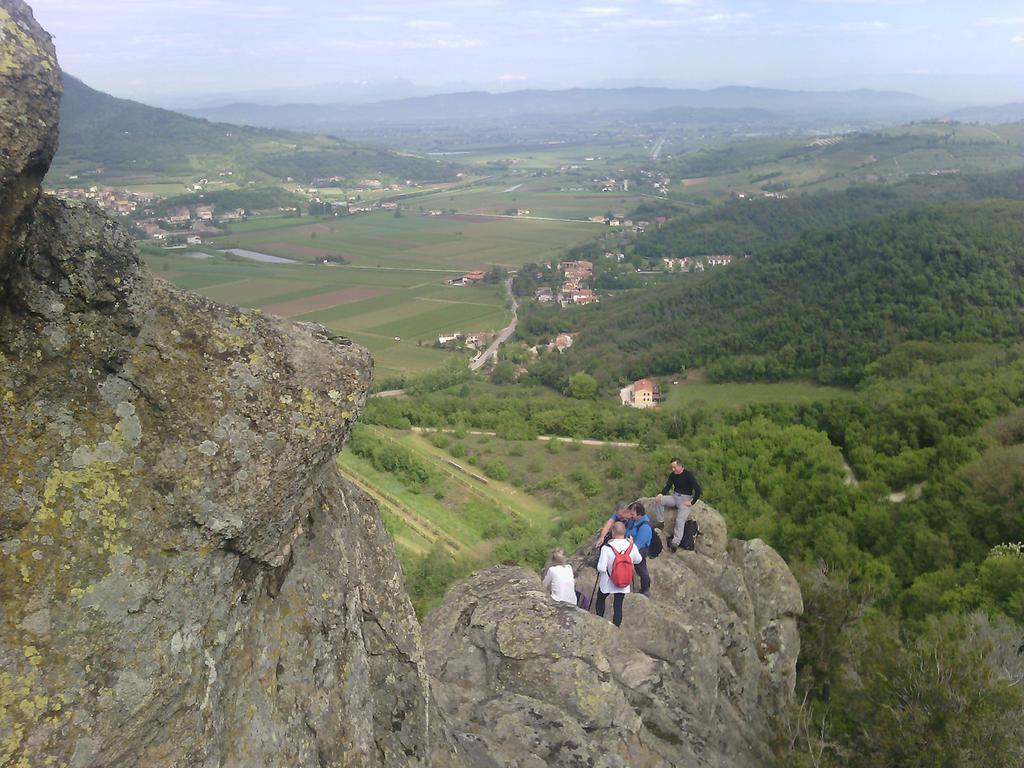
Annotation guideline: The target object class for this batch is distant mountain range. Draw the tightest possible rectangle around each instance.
[51,75,460,184]
[945,103,1024,124]
[184,85,938,131]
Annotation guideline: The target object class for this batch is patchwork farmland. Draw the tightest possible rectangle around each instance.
[145,207,605,379]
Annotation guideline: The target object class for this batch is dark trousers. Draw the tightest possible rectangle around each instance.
[636,550,651,594]
[595,591,625,627]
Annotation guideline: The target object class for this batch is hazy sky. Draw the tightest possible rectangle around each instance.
[27,0,1024,104]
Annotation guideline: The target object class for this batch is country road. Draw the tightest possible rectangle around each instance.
[651,134,667,161]
[410,426,639,448]
[368,277,519,396]
[469,277,517,371]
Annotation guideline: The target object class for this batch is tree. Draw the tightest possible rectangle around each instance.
[838,614,1024,768]
[491,361,517,385]
[567,372,598,400]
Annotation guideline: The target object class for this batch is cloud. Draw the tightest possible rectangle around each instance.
[696,12,752,25]
[325,35,482,51]
[408,20,452,30]
[805,0,920,4]
[980,16,1024,26]
[577,6,624,16]
[836,20,891,32]
[616,18,682,28]
[1013,35,1024,45]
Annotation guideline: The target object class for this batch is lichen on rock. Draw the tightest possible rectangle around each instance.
[0,3,457,765]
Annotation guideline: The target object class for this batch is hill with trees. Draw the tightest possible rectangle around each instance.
[633,168,1024,261]
[51,74,460,184]
[525,200,1024,388]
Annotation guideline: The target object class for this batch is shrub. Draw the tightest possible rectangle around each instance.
[484,459,509,481]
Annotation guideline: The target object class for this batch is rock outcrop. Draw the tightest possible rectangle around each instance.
[0,3,458,765]
[425,500,803,768]
[1,4,803,766]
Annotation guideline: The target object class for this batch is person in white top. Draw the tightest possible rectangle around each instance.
[542,549,577,605]
[595,521,642,627]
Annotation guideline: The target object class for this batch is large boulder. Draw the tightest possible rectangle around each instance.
[0,3,461,765]
[0,0,60,285]
[425,500,803,767]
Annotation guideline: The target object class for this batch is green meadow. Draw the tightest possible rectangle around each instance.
[146,248,510,379]
[660,377,854,410]
[146,198,616,378]
[212,209,598,269]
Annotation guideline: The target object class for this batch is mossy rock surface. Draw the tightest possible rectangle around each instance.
[0,4,465,765]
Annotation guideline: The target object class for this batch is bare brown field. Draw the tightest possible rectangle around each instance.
[260,286,391,317]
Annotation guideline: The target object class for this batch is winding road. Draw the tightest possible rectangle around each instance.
[469,277,518,371]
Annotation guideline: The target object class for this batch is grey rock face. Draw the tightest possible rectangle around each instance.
[425,500,803,768]
[0,0,60,284]
[0,3,458,765]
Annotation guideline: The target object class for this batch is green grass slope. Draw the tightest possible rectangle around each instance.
[51,74,459,184]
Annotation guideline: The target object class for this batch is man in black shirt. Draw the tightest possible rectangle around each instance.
[655,457,701,552]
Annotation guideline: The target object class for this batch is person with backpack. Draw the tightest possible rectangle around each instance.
[595,521,642,627]
[596,501,631,547]
[654,457,702,553]
[626,501,660,595]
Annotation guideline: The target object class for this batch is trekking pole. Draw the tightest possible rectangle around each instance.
[589,573,599,612]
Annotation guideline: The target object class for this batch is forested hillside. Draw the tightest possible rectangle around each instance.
[365,339,1024,765]
[526,200,1024,387]
[52,74,459,183]
[634,168,1024,260]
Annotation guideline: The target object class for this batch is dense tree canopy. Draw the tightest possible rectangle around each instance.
[527,200,1024,387]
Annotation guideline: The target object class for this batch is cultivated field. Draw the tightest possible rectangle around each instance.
[146,248,512,380]
[212,209,598,269]
[145,192,616,378]
[660,374,853,409]
[406,176,649,220]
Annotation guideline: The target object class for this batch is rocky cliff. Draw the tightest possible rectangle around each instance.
[425,500,803,768]
[1,3,802,765]
[0,3,458,765]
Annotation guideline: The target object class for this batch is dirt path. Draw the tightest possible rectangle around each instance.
[410,426,639,448]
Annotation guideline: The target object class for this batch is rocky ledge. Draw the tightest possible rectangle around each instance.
[425,500,803,768]
[1,2,802,766]
[0,2,457,765]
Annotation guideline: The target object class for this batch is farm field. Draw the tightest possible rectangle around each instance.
[441,142,647,170]
[148,201,615,378]
[144,248,512,379]
[407,176,649,220]
[210,209,599,269]
[660,375,853,410]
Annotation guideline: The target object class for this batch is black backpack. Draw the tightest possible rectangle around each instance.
[680,519,699,551]
[642,522,663,559]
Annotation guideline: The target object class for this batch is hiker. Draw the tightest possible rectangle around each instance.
[596,501,631,546]
[595,521,642,627]
[654,457,702,552]
[626,501,654,595]
[542,548,577,605]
